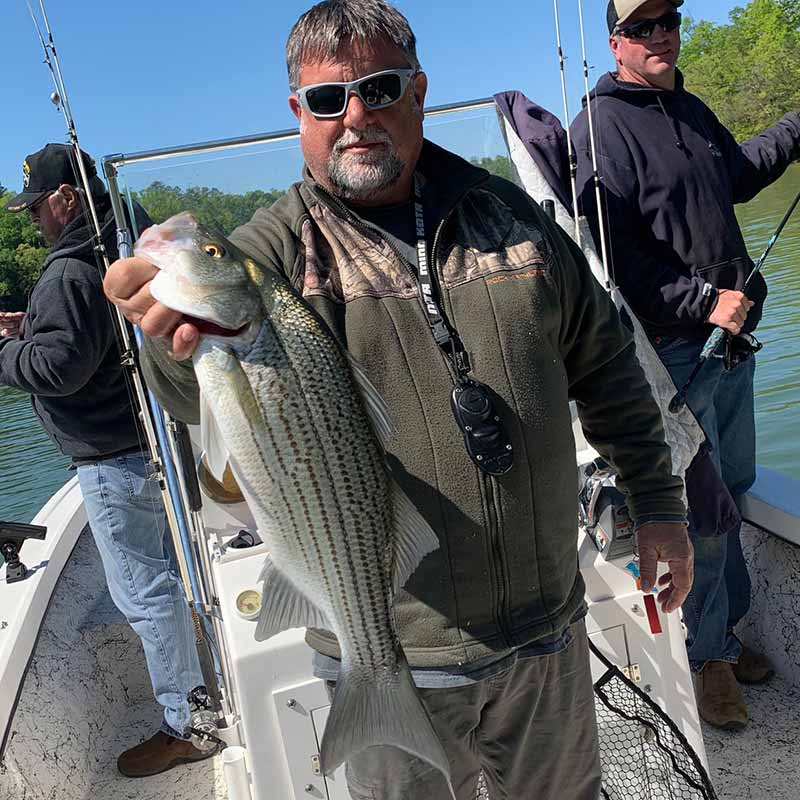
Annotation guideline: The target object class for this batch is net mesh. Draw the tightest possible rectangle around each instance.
[592,644,717,800]
[474,645,718,800]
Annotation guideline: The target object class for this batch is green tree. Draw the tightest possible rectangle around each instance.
[0,179,289,311]
[0,192,47,310]
[681,0,800,140]
[469,155,515,182]
[134,182,285,235]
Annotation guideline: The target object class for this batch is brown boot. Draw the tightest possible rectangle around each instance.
[695,661,748,730]
[117,730,218,777]
[733,645,774,684]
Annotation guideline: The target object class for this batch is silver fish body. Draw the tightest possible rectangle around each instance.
[136,213,451,790]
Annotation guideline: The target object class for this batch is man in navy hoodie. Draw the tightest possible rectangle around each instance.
[571,0,800,730]
[0,144,216,775]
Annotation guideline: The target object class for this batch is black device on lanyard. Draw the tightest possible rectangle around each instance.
[413,177,513,476]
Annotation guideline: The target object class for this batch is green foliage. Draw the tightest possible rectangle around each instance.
[680,0,800,140]
[0,182,287,310]
[133,182,285,235]
[0,193,48,311]
[469,155,515,182]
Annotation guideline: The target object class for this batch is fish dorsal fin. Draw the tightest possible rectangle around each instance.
[199,389,230,482]
[254,556,330,641]
[346,352,396,449]
[389,481,440,596]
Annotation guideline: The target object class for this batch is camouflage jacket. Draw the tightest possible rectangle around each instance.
[142,139,684,667]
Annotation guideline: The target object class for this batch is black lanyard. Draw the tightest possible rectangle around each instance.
[413,176,470,376]
[411,176,513,476]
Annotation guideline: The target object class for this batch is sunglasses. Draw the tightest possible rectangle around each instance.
[296,68,417,118]
[616,10,682,39]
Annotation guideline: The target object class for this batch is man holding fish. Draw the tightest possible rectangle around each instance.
[104,1,694,798]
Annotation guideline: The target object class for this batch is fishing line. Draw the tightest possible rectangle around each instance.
[24,0,193,651]
[576,0,612,289]
[552,0,581,244]
[24,0,226,718]
[670,186,800,412]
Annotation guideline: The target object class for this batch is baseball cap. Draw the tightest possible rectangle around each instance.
[607,0,683,34]
[6,143,106,213]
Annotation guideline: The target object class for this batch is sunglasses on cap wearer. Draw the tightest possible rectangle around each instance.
[616,10,682,39]
[296,68,417,118]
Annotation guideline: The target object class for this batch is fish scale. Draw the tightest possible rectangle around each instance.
[246,295,396,665]
[136,211,454,796]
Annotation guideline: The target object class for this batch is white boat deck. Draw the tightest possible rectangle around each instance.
[4,469,800,800]
[704,677,800,800]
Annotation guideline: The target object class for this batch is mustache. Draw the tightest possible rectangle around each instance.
[332,126,392,154]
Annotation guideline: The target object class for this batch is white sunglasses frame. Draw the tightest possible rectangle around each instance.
[295,68,417,119]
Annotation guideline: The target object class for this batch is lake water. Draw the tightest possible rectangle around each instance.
[0,165,798,523]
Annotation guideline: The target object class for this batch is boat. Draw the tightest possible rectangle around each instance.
[2,96,799,800]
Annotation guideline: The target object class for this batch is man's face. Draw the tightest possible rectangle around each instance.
[610,0,680,88]
[29,185,78,246]
[289,38,427,207]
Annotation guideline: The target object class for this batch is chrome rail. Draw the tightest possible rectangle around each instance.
[102,97,496,172]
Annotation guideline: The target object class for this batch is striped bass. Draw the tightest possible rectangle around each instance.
[134,212,453,792]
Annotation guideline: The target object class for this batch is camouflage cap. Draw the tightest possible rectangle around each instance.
[607,0,683,34]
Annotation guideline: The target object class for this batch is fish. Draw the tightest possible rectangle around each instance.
[134,211,453,793]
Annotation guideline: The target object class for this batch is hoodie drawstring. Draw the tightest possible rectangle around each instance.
[656,95,687,152]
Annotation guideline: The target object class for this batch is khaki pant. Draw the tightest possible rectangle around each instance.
[330,619,602,800]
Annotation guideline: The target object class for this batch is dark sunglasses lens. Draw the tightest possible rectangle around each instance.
[622,11,680,38]
[662,11,681,31]
[306,84,347,115]
[357,73,403,108]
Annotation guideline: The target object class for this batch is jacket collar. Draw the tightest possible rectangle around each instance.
[302,138,490,221]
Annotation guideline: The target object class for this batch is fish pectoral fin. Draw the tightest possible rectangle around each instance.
[199,389,230,482]
[390,481,441,596]
[346,352,396,449]
[254,556,329,641]
[320,660,454,799]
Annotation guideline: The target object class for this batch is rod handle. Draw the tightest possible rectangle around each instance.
[175,420,203,512]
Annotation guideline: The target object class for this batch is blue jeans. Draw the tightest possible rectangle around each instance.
[654,336,756,669]
[77,451,204,737]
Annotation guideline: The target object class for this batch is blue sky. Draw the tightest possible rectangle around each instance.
[2,0,739,194]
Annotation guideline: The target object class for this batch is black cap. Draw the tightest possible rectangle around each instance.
[6,143,106,213]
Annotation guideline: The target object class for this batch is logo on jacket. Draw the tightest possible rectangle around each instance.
[22,160,31,189]
[708,142,722,159]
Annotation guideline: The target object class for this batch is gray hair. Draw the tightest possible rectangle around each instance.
[286,0,421,91]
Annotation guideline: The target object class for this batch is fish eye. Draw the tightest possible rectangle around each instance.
[203,242,226,259]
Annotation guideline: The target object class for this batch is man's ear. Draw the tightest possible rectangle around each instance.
[289,94,302,122]
[59,184,80,211]
[412,72,428,117]
[610,35,622,65]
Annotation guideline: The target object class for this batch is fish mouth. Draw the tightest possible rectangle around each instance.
[183,314,249,338]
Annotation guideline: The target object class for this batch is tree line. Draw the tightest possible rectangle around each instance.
[680,0,800,139]
[1,0,796,310]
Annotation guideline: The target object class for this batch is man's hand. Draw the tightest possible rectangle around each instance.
[636,522,693,613]
[0,312,25,338]
[707,289,754,335]
[103,257,199,360]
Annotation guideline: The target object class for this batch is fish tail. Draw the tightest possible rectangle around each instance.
[320,659,454,797]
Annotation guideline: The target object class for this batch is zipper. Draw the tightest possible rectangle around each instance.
[483,473,513,646]
[431,199,514,646]
[316,180,513,642]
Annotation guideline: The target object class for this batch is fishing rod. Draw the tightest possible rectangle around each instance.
[669,186,800,413]
[25,0,226,722]
[576,0,611,289]
[552,0,581,245]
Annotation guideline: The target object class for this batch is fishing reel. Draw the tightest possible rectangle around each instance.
[188,686,223,753]
[578,459,635,561]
